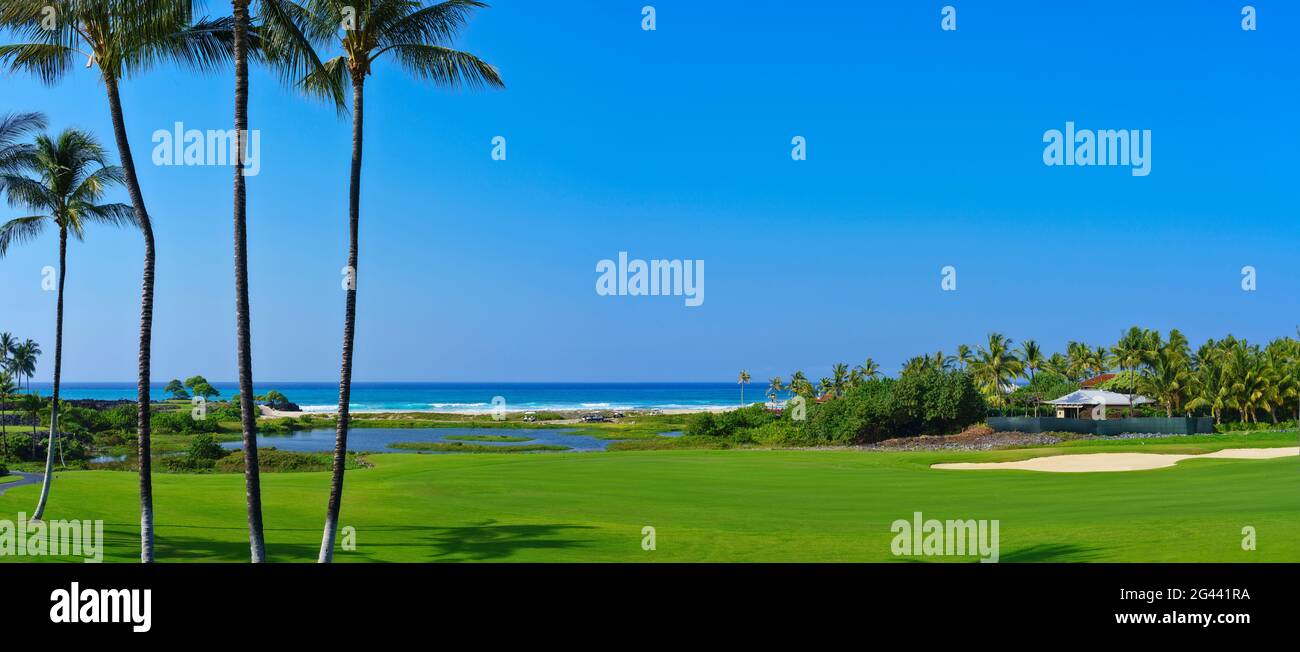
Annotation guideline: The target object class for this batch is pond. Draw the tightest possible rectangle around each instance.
[219,427,613,454]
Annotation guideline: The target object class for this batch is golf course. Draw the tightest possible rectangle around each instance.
[2,430,1296,563]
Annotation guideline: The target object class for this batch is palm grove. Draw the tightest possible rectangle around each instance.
[0,0,502,562]
[729,328,1300,446]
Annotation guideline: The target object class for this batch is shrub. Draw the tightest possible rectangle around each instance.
[150,410,221,434]
[0,463,8,476]
[187,434,228,461]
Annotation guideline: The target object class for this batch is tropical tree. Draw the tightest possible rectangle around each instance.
[969,333,1024,412]
[766,377,783,405]
[1017,339,1043,383]
[855,358,881,382]
[225,0,345,563]
[284,0,504,563]
[1109,327,1152,417]
[17,391,42,457]
[737,369,751,405]
[0,0,238,562]
[956,344,973,370]
[8,339,39,391]
[830,363,849,397]
[164,379,189,400]
[789,370,812,398]
[0,127,137,520]
[0,370,14,457]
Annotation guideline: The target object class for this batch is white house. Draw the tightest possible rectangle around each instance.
[1047,389,1153,419]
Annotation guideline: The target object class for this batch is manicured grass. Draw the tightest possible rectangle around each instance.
[443,434,534,443]
[1,436,1296,563]
[0,475,16,485]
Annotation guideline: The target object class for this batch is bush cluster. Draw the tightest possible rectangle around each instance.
[686,370,986,446]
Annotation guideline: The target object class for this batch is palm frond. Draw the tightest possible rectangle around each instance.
[260,0,347,111]
[0,215,48,256]
[130,15,241,77]
[77,202,139,229]
[380,43,502,88]
[0,42,78,84]
[378,0,488,48]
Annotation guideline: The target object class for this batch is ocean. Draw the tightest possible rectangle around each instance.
[26,381,770,413]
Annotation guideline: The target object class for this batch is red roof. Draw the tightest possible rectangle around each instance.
[1080,374,1116,388]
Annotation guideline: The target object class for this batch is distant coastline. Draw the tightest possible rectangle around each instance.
[27,381,767,415]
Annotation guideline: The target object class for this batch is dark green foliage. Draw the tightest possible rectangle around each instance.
[187,434,228,461]
[685,404,776,438]
[150,410,221,434]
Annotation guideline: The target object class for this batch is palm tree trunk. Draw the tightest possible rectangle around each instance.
[232,0,266,563]
[30,227,66,520]
[104,74,157,563]
[319,75,365,563]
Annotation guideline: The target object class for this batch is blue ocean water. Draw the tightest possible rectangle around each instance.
[30,382,770,413]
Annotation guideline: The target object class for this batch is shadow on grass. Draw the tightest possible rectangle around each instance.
[133,520,596,562]
[360,520,596,561]
[998,543,1103,563]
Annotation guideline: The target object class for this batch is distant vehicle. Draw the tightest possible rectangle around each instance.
[580,413,609,423]
[611,411,625,419]
[523,411,537,422]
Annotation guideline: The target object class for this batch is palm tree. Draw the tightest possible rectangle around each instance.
[1017,339,1043,383]
[956,344,974,371]
[789,371,811,398]
[287,0,504,563]
[0,128,136,520]
[855,358,881,381]
[766,376,783,405]
[969,333,1024,413]
[8,340,39,392]
[17,391,42,457]
[830,363,849,397]
[817,377,834,398]
[225,0,344,564]
[0,370,14,458]
[1109,327,1150,417]
[1,0,237,561]
[738,369,751,405]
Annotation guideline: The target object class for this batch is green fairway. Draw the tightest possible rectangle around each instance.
[2,437,1298,562]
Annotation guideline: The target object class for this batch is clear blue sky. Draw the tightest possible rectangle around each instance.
[2,1,1297,382]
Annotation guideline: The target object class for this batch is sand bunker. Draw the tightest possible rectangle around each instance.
[932,447,1299,473]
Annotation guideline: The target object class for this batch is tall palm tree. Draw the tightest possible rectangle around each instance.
[0,128,136,520]
[224,0,344,564]
[1,0,237,561]
[738,369,751,404]
[288,0,504,563]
